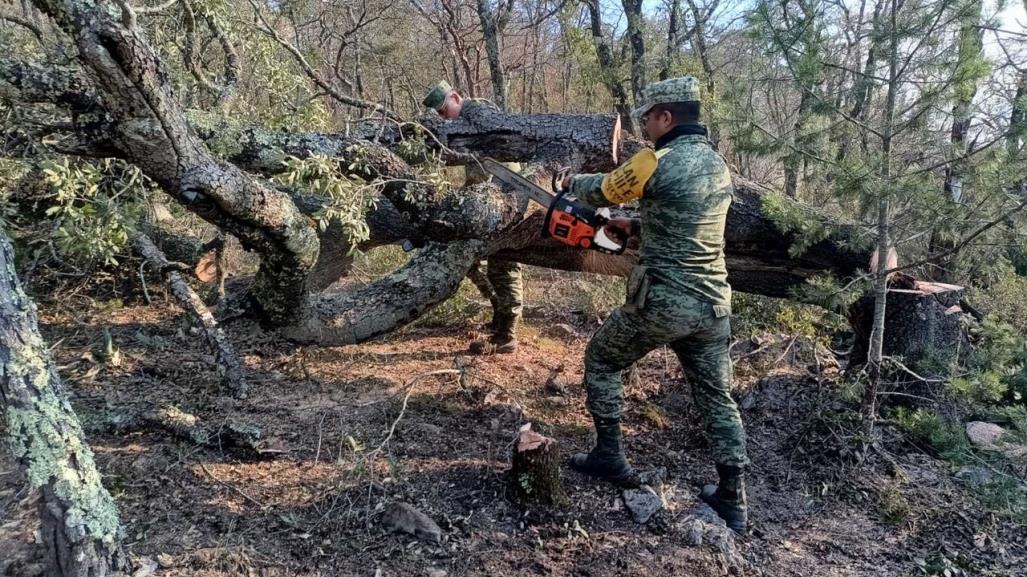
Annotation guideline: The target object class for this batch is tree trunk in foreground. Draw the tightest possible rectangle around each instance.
[0,228,125,577]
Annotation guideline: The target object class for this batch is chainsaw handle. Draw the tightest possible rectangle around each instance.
[593,219,628,255]
[604,225,629,249]
[553,167,571,193]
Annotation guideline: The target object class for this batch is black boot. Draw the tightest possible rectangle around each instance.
[569,416,640,488]
[700,463,748,535]
[469,313,518,354]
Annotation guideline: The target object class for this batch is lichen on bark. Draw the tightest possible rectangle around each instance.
[1,228,124,568]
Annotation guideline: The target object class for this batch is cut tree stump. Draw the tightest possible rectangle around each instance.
[848,277,972,385]
[510,424,569,507]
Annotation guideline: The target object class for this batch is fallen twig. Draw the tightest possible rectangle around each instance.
[198,462,268,510]
[134,233,248,398]
[368,369,460,458]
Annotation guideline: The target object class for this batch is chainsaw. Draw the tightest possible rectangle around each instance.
[482,159,627,255]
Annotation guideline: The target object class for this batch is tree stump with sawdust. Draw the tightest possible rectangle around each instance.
[848,275,973,386]
[510,424,568,507]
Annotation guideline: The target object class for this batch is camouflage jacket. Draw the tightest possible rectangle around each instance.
[569,128,733,310]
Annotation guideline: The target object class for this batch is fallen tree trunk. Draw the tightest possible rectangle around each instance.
[213,122,871,297]
[85,404,268,456]
[216,103,622,172]
[0,228,125,577]
[134,233,248,398]
[2,60,871,300]
[484,180,871,298]
[3,57,872,344]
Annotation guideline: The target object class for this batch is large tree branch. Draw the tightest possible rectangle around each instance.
[30,0,320,325]
[283,240,487,344]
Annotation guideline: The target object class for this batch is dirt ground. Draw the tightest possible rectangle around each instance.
[2,270,1026,577]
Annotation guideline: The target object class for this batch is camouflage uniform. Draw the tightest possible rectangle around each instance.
[423,84,523,339]
[463,152,524,335]
[568,78,747,468]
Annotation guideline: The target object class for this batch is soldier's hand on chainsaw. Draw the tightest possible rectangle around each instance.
[559,171,574,191]
[604,217,634,240]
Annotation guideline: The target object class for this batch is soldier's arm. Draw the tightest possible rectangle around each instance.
[568,173,616,208]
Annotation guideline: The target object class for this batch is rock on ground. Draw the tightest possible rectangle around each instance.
[966,421,1027,462]
[966,422,1007,450]
[674,501,745,574]
[623,485,665,524]
[381,502,443,543]
[955,465,992,488]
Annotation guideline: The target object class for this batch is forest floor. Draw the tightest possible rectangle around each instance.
[2,263,1026,577]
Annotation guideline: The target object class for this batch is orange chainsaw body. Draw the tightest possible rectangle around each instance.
[544,191,625,254]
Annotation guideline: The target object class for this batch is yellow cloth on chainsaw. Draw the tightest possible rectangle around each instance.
[600,148,670,204]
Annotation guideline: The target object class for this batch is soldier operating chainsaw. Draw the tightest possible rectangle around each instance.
[560,77,750,535]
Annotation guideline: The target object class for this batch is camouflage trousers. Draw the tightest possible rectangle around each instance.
[584,269,748,467]
[468,259,523,332]
[486,259,523,322]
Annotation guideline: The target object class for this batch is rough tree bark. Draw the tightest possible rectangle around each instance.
[475,0,510,110]
[509,424,568,507]
[942,0,983,205]
[0,228,126,577]
[660,0,684,82]
[685,0,720,143]
[29,0,321,326]
[848,277,970,382]
[930,0,984,282]
[622,0,647,104]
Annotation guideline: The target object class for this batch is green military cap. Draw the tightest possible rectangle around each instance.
[631,76,701,124]
[422,80,453,111]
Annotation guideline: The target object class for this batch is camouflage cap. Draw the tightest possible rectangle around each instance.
[631,76,701,123]
[422,80,453,111]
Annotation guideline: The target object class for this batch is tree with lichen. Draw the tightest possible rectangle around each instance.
[0,224,125,576]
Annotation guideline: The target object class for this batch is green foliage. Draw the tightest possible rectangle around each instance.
[572,274,623,321]
[276,154,377,252]
[733,291,847,339]
[913,550,975,577]
[892,407,970,461]
[395,125,432,165]
[760,192,832,257]
[789,274,865,315]
[953,320,1027,407]
[37,158,149,269]
[351,245,410,281]
[892,406,1027,524]
[0,158,27,226]
[878,483,911,526]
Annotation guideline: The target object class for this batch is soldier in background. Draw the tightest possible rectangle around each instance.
[423,81,522,354]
